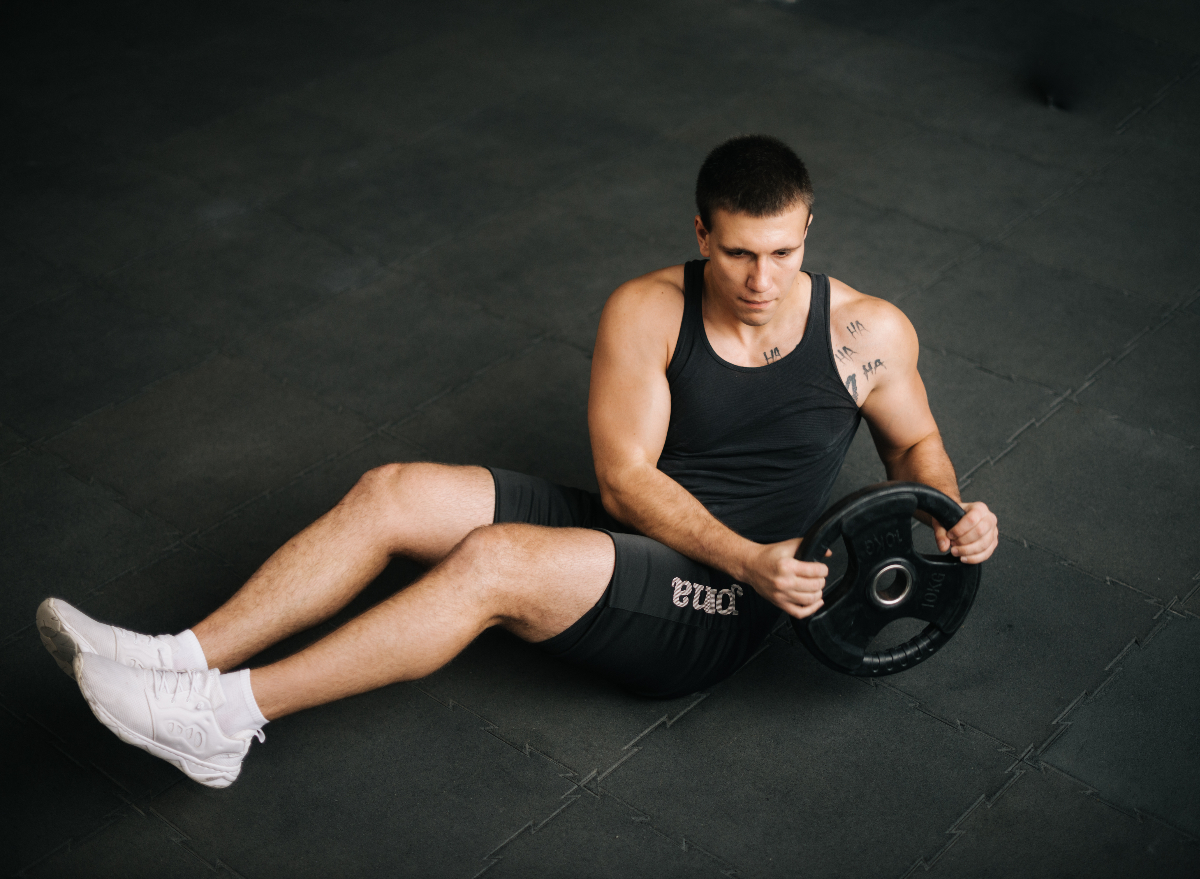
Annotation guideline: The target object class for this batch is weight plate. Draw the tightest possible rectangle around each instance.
[792,482,982,676]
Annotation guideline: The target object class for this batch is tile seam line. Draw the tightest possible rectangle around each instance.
[899,758,1030,877]
[959,287,1200,484]
[1115,54,1200,134]
[563,784,744,875]
[1030,760,1200,849]
[835,136,1136,306]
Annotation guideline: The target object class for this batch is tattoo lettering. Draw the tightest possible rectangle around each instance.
[847,320,869,339]
[763,346,781,364]
[845,373,858,401]
[834,345,857,365]
[861,358,886,380]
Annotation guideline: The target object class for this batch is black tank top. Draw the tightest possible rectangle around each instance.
[657,260,861,545]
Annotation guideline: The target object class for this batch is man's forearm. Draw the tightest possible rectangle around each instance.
[599,463,759,581]
[882,430,960,504]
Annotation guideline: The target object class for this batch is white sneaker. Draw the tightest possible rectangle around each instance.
[75,653,263,788]
[36,597,195,680]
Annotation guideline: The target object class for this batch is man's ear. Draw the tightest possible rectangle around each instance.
[804,212,813,239]
[695,215,711,256]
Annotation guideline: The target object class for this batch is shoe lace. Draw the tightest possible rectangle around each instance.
[148,669,266,743]
[151,667,213,706]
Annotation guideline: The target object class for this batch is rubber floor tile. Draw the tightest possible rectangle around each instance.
[882,537,1163,750]
[3,547,244,799]
[678,80,923,190]
[0,240,79,320]
[410,202,657,337]
[1003,138,1200,304]
[554,306,604,359]
[0,158,218,279]
[824,350,1054,506]
[0,711,128,876]
[107,209,381,345]
[484,787,730,879]
[776,0,938,36]
[803,188,977,302]
[279,28,557,146]
[812,26,995,105]
[964,402,1200,599]
[23,807,222,879]
[421,627,707,784]
[244,271,540,426]
[0,421,27,460]
[599,642,1017,879]
[833,127,1080,241]
[1079,307,1200,446]
[148,97,382,208]
[394,340,597,492]
[273,93,653,266]
[912,346,1058,475]
[891,0,1192,128]
[1131,69,1200,152]
[905,245,1163,392]
[1041,613,1200,838]
[0,287,212,439]
[908,67,1136,175]
[923,760,1198,878]
[46,355,373,533]
[196,433,426,581]
[535,138,704,250]
[147,684,577,879]
[0,450,179,638]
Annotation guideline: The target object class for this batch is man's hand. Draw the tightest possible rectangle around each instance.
[742,539,828,620]
[933,501,998,564]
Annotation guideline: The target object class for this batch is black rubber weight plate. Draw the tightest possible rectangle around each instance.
[793,482,982,676]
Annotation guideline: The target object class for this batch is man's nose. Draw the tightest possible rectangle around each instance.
[747,258,771,293]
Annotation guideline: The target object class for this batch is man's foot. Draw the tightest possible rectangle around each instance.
[75,653,263,788]
[36,598,200,680]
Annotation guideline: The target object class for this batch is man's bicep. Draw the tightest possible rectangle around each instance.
[856,308,939,461]
[860,367,939,461]
[588,289,676,480]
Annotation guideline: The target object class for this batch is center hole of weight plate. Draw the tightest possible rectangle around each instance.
[870,563,913,608]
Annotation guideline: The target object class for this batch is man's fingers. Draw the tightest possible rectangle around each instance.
[783,597,824,620]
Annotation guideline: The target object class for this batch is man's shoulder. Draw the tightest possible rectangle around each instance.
[599,265,688,344]
[827,276,919,382]
[608,264,687,312]
[593,265,689,378]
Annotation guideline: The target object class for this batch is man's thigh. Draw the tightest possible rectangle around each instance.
[539,531,782,699]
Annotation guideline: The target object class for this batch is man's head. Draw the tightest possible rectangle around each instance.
[694,136,814,326]
[694,135,813,234]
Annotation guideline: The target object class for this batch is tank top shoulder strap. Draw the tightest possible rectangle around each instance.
[666,260,706,381]
[801,272,840,379]
[807,272,831,339]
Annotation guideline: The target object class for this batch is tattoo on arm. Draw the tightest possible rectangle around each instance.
[845,373,858,402]
[763,346,781,364]
[847,320,869,339]
[861,358,886,380]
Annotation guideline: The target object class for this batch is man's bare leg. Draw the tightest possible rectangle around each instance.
[248,524,614,719]
[192,463,495,672]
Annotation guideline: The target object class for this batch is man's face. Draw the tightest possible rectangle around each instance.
[695,204,812,327]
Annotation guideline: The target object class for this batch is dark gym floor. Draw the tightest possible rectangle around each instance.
[3,1,1198,876]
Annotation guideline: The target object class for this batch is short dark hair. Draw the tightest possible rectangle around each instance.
[695,135,814,231]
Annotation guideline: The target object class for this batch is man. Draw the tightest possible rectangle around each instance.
[37,135,998,788]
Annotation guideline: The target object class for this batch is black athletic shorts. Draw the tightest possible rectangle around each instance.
[488,467,783,699]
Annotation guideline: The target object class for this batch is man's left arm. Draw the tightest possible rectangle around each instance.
[855,303,999,564]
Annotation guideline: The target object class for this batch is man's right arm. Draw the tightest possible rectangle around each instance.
[588,274,828,620]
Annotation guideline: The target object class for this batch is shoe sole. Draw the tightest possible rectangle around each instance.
[36,599,88,681]
[76,660,240,789]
